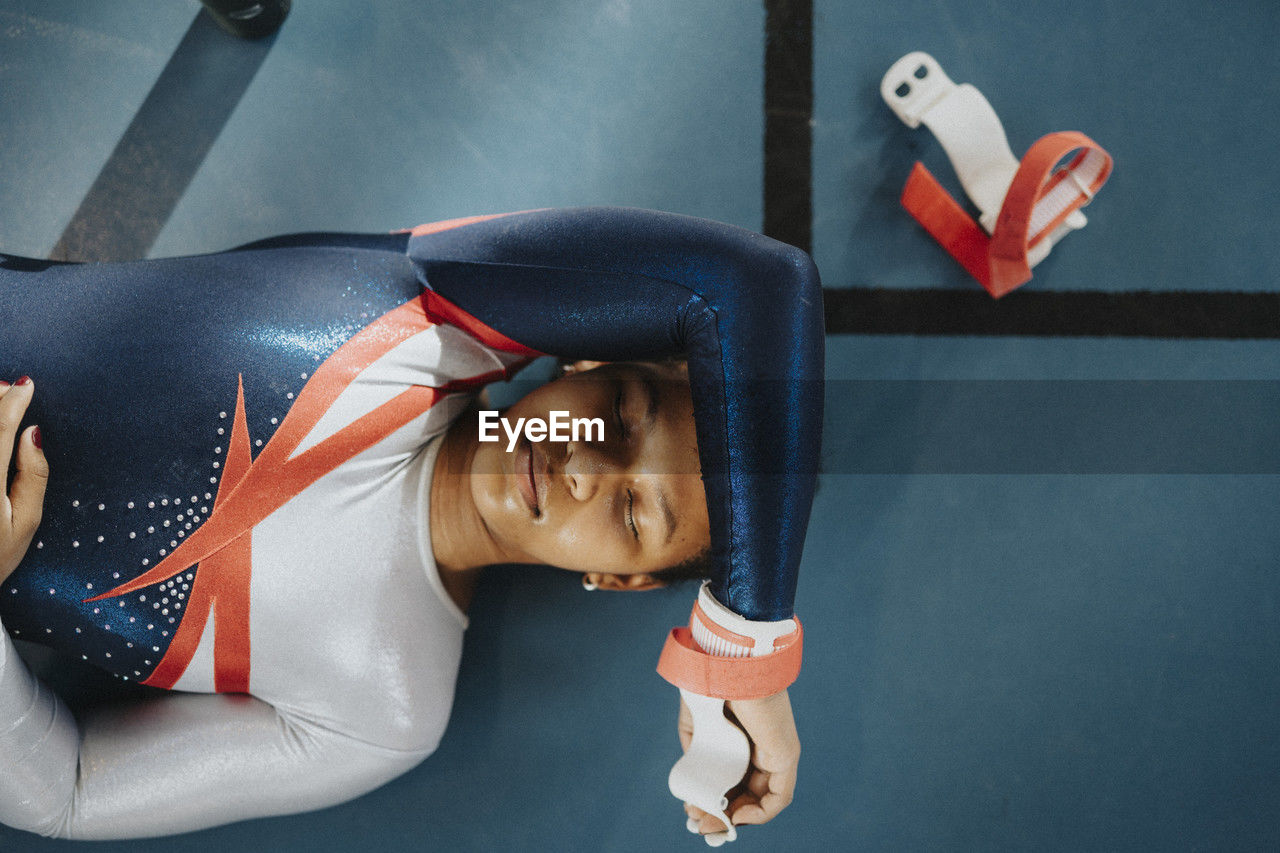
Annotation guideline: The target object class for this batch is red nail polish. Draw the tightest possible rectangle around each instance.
[32,427,42,449]
[0,380,9,389]
[15,376,31,386]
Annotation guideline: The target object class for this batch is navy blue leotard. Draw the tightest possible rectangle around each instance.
[0,207,823,838]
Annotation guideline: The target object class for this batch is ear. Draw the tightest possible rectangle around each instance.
[583,571,664,592]
[561,359,608,375]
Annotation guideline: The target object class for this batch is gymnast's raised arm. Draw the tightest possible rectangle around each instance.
[405,207,824,832]
[406,208,825,622]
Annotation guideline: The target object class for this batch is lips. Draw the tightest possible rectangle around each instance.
[515,437,540,515]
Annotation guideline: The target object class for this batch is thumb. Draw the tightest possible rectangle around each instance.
[10,425,49,535]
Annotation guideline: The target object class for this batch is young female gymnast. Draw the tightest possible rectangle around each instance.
[0,206,823,841]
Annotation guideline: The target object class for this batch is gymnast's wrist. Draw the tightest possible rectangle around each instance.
[656,581,803,700]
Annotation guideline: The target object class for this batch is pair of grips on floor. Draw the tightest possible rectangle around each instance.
[881,51,1113,297]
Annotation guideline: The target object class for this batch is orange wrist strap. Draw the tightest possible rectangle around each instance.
[656,619,803,701]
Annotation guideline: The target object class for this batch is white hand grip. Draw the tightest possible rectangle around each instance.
[669,689,750,846]
[880,51,957,129]
[882,51,1086,257]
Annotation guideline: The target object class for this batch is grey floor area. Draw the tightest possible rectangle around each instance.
[2,0,1278,850]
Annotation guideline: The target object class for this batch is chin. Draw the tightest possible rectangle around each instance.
[467,473,528,552]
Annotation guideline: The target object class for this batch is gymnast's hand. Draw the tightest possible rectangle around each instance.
[679,688,801,836]
[0,377,47,585]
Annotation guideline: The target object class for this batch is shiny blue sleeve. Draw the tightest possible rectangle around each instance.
[406,207,823,622]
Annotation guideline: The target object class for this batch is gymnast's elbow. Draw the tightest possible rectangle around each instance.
[728,235,823,324]
[728,238,824,367]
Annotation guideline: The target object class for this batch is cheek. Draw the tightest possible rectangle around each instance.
[468,460,522,537]
[507,379,591,421]
[525,377,609,423]
[546,504,632,572]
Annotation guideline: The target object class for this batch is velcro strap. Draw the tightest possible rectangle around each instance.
[902,131,1113,298]
[656,620,803,700]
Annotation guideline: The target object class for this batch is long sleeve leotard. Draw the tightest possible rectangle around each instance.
[0,207,823,839]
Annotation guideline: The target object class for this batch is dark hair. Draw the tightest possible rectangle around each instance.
[649,547,712,586]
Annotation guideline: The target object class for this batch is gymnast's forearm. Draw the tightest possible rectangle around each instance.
[0,625,79,838]
[0,624,428,840]
[407,207,824,622]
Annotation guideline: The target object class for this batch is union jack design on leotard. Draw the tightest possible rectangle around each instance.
[86,290,536,692]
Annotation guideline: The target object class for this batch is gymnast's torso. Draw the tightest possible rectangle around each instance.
[3,236,520,745]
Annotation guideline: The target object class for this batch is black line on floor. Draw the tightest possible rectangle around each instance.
[50,11,276,262]
[823,287,1280,338]
[758,6,1279,341]
[763,0,812,254]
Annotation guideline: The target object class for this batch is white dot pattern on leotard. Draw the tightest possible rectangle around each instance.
[22,371,311,680]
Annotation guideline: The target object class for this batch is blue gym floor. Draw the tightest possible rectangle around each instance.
[2,1,1278,850]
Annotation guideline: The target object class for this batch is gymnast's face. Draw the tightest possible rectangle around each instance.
[467,362,710,580]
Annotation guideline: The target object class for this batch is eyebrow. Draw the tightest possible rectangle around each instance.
[635,369,675,545]
[639,372,660,429]
[657,487,677,546]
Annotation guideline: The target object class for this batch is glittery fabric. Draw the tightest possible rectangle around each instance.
[1,237,485,838]
[1,235,422,679]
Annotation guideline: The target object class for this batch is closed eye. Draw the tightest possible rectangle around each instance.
[614,387,628,439]
[626,489,639,540]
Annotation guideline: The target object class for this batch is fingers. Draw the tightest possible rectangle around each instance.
[683,802,728,835]
[0,378,44,585]
[674,682,802,836]
[676,697,736,835]
[0,377,33,481]
[727,791,764,825]
[725,764,797,827]
[11,424,49,534]
[1,377,46,532]
[682,768,753,836]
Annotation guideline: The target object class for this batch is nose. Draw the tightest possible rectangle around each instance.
[561,439,624,502]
